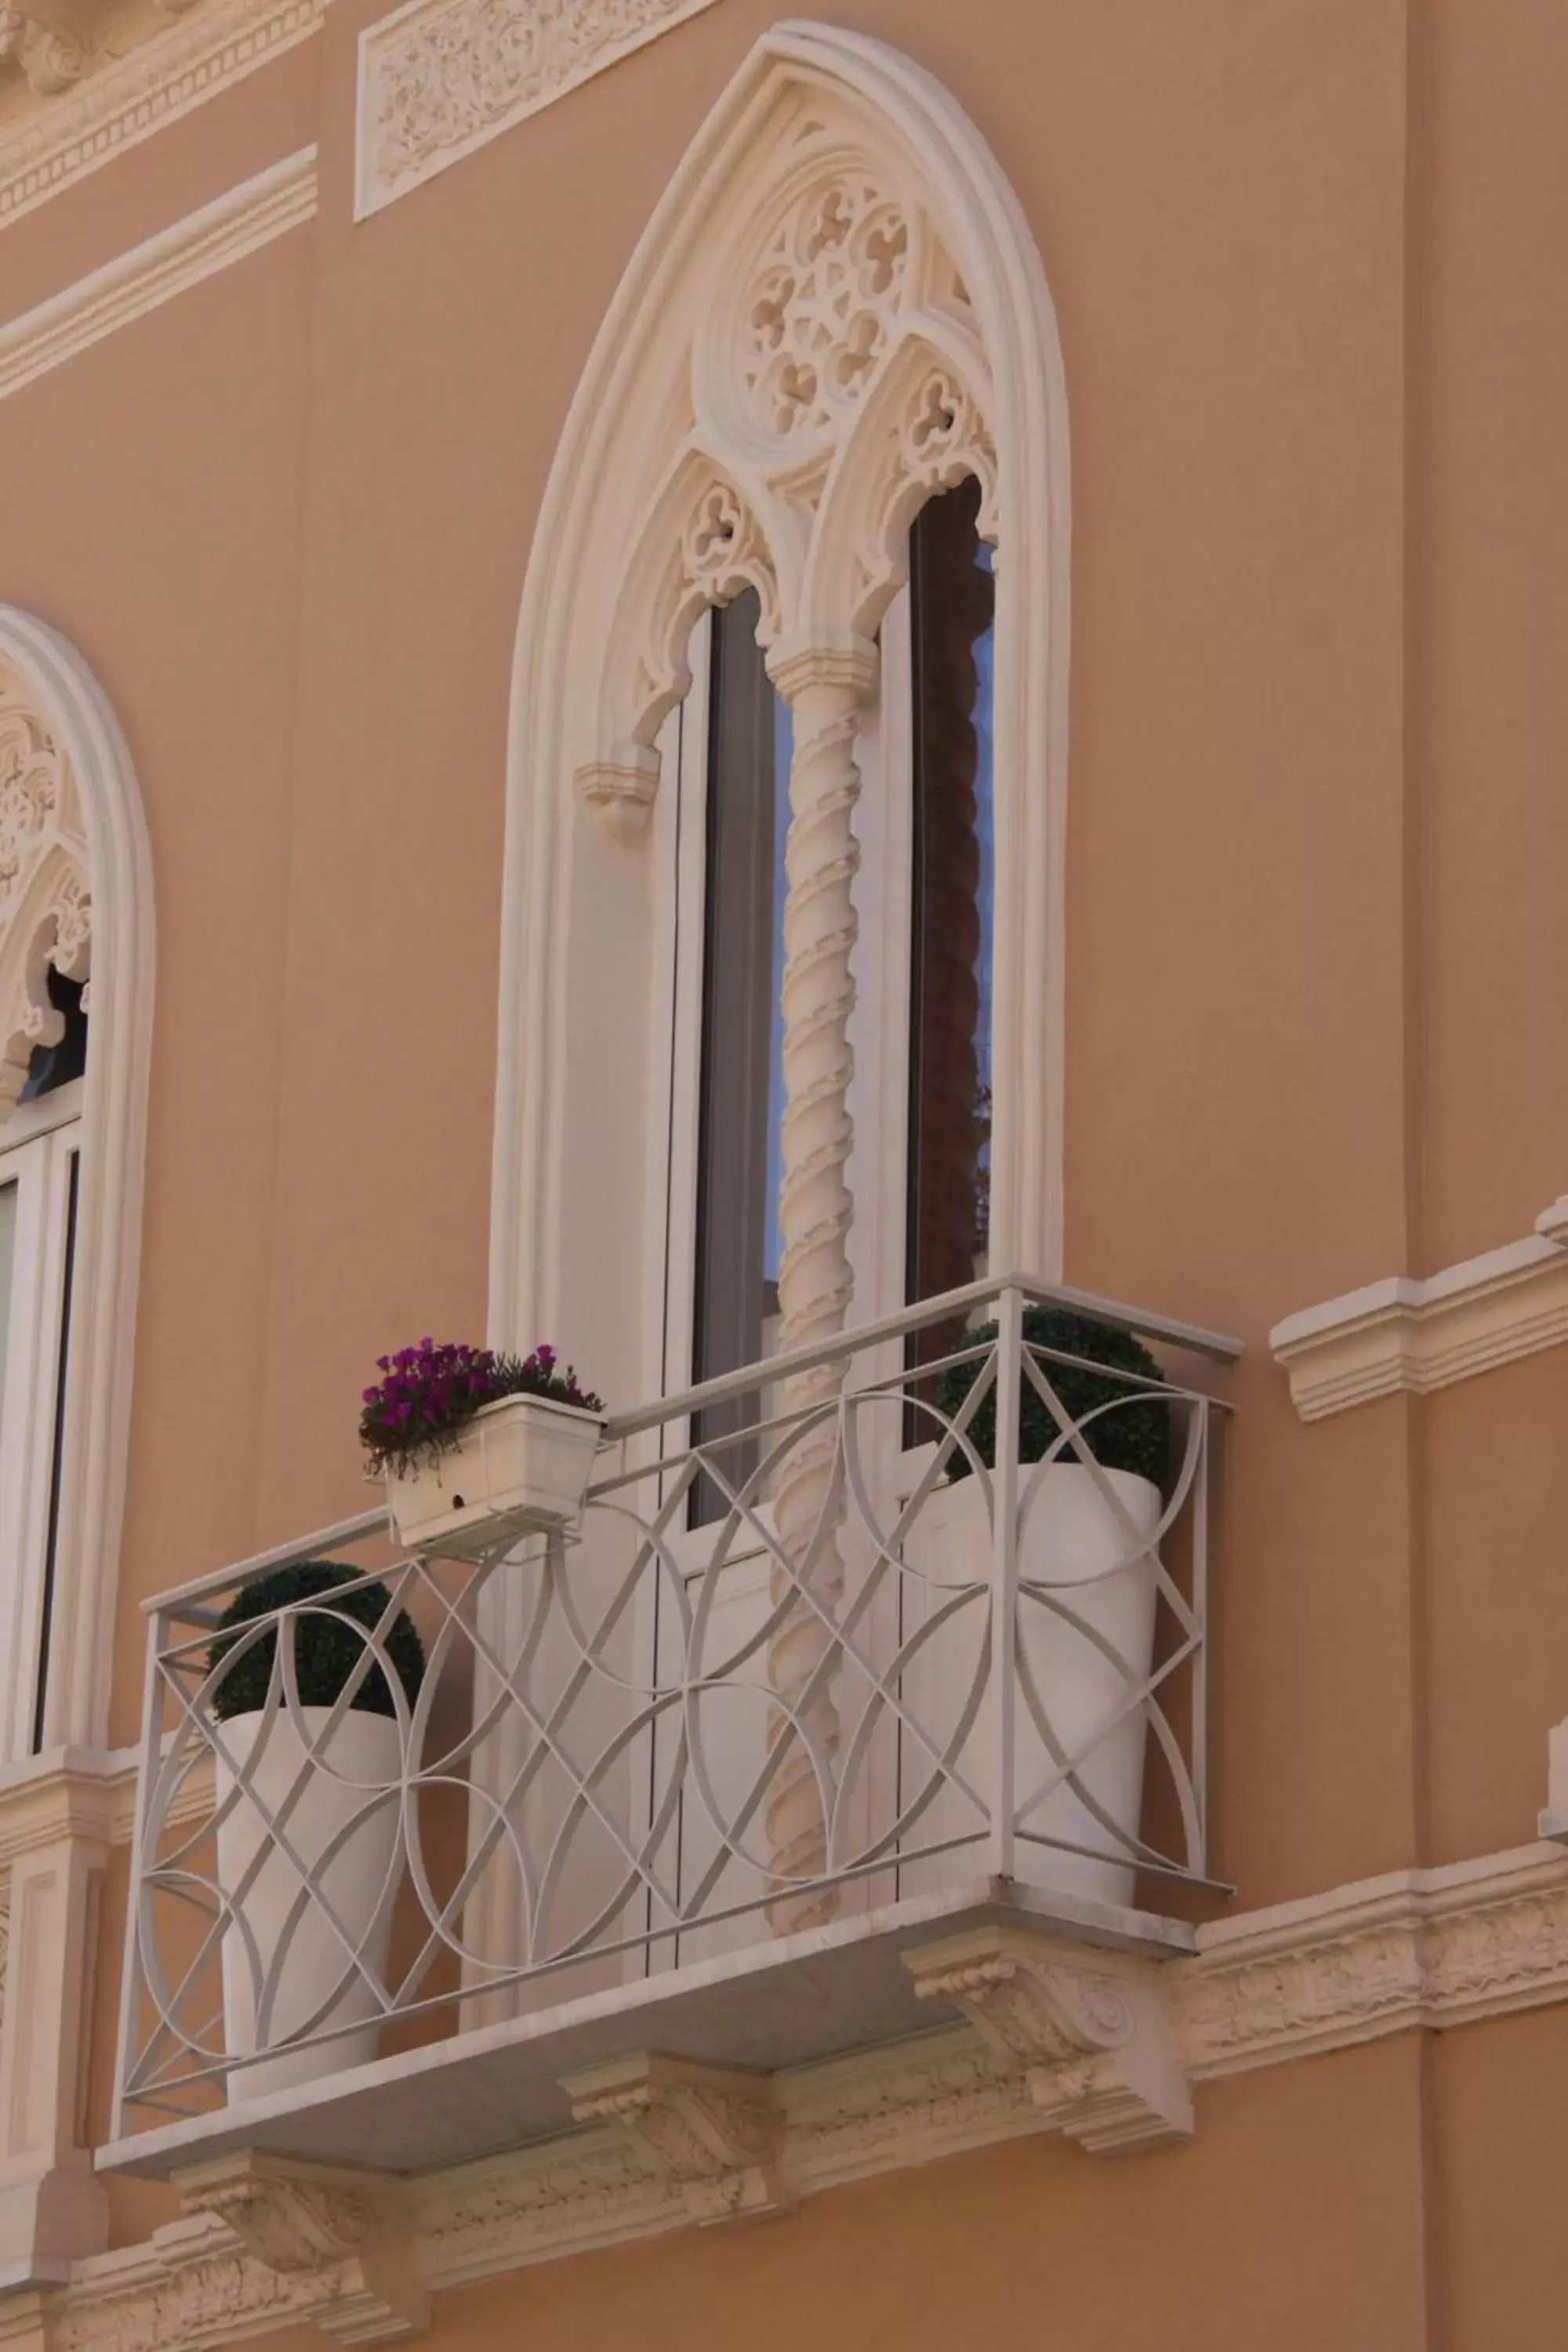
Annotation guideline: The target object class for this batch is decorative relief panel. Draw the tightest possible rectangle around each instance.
[354,0,720,219]
[0,665,90,1116]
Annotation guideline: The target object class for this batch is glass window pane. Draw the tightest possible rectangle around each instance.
[0,1178,16,1441]
[906,477,996,1356]
[690,591,792,1522]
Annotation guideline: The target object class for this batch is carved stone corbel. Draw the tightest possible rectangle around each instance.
[905,1927,1193,2155]
[574,750,661,844]
[173,2153,430,2345]
[563,2053,791,2227]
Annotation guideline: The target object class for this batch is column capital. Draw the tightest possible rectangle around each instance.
[765,630,878,706]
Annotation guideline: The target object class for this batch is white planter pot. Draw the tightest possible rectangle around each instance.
[918,1462,1163,1908]
[215,1705,403,2103]
[386,1392,604,1559]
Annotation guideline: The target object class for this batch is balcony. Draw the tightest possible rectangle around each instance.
[103,1277,1238,2198]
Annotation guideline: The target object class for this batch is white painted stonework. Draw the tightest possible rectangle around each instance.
[354,0,721,219]
[1270,1193,1568,1419]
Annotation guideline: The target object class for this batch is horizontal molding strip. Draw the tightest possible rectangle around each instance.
[0,1745,210,1877]
[1269,1192,1568,1420]
[26,1842,1568,2350]
[0,147,317,403]
[354,0,720,220]
[0,0,323,235]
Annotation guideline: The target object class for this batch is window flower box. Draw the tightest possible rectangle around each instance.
[361,1339,604,1562]
[384,1389,604,1559]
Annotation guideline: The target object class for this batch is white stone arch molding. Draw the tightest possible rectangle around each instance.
[491,17,1070,1351]
[0,607,154,1748]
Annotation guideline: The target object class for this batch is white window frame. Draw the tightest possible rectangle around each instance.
[0,1076,83,1761]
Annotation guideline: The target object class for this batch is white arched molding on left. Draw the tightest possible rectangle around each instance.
[0,608,154,1750]
[492,17,1069,1356]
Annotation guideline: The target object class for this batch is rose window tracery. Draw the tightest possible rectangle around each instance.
[741,175,910,442]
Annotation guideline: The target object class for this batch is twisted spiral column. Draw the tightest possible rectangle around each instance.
[761,634,878,1931]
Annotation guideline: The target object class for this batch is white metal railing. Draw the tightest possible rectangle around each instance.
[112,1276,1239,2128]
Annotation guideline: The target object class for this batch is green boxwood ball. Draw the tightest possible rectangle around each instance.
[935,1306,1170,1488]
[208,1559,425,1722]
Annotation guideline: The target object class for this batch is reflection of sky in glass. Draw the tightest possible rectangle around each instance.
[764,694,793,1289]
[974,547,996,1251]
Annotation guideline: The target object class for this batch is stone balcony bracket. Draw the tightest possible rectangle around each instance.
[563,2053,792,2227]
[904,1926,1194,2155]
[172,2152,430,2347]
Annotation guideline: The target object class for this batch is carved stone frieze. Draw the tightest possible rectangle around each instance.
[906,1927,1194,2154]
[357,0,720,216]
[564,2053,790,2226]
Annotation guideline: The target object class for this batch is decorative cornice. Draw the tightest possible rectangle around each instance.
[0,147,316,403]
[354,0,719,220]
[1269,1196,1568,1420]
[0,0,321,235]
[13,1844,1568,2346]
[1181,1842,1568,2074]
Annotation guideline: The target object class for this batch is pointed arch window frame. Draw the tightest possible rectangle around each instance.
[492,18,1071,1358]
[0,608,154,1755]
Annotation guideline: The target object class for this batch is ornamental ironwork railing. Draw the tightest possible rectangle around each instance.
[113,1276,1239,2126]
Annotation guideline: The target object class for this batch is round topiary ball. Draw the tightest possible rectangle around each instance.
[935,1306,1169,1488]
[207,1560,425,1722]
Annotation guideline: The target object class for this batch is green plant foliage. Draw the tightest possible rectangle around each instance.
[934,1306,1169,1487]
[207,1560,426,1722]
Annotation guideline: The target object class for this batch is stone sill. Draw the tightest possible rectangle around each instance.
[99,1876,1193,2182]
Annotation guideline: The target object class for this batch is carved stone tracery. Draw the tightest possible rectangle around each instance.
[740,176,910,443]
[0,669,93,1118]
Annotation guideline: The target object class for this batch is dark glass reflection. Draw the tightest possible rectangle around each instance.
[690,592,792,1524]
[906,477,996,1378]
[20,964,88,1103]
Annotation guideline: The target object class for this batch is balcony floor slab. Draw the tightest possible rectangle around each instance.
[100,1877,1196,2181]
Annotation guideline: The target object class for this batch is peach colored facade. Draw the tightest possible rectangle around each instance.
[2,1,1568,2347]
